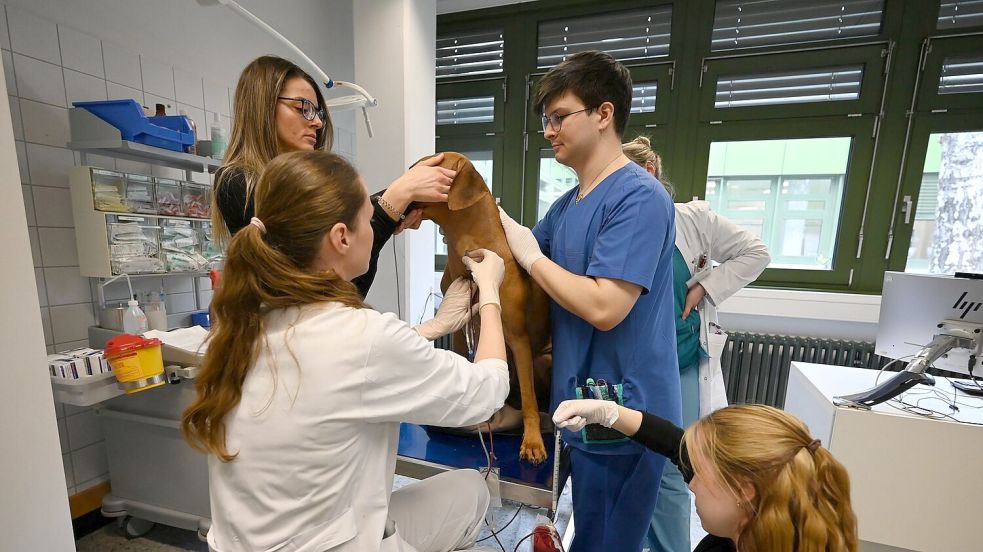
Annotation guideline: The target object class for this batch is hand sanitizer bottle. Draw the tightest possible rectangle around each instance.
[210,113,227,160]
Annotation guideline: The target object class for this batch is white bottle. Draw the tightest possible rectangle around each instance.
[210,112,227,160]
[122,299,149,335]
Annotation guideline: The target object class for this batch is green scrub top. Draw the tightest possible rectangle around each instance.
[672,247,703,372]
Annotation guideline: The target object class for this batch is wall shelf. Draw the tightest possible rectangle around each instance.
[67,108,221,175]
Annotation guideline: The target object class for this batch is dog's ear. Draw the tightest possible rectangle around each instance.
[448,161,490,211]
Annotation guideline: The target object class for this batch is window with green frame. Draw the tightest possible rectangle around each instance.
[438,0,983,293]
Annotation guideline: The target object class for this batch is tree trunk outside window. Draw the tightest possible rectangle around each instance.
[930,132,983,274]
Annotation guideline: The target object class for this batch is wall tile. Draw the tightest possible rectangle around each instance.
[62,453,74,490]
[25,143,74,188]
[102,41,141,89]
[19,99,69,148]
[15,139,28,182]
[165,291,196,314]
[37,226,78,266]
[32,186,73,228]
[203,79,230,116]
[105,81,142,105]
[174,69,203,108]
[140,55,174,100]
[71,442,107,487]
[27,226,42,268]
[0,5,9,51]
[49,302,95,343]
[44,266,91,306]
[3,49,16,96]
[64,68,107,105]
[6,6,60,65]
[40,306,52,345]
[21,184,35,226]
[12,53,65,107]
[8,95,23,140]
[58,25,104,78]
[197,289,213,309]
[57,417,69,453]
[101,276,163,302]
[55,339,89,351]
[66,410,103,450]
[163,276,193,294]
[35,267,47,307]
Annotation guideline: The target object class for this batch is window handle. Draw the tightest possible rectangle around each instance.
[902,195,913,224]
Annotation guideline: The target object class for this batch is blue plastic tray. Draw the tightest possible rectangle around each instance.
[73,99,194,152]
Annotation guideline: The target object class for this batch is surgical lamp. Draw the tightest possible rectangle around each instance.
[195,0,378,137]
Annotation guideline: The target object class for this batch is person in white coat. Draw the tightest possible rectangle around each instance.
[182,150,510,552]
[622,136,771,552]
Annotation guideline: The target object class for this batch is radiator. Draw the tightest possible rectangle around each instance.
[720,332,887,408]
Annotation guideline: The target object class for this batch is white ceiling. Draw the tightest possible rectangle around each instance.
[436,0,539,15]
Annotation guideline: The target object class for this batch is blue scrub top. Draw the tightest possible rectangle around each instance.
[533,162,682,454]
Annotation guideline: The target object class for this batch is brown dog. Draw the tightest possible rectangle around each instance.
[417,152,551,464]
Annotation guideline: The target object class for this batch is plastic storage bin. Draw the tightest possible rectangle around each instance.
[182,183,211,219]
[161,219,206,272]
[91,168,129,212]
[199,221,223,269]
[125,174,156,214]
[108,215,165,274]
[73,99,195,152]
[155,178,184,216]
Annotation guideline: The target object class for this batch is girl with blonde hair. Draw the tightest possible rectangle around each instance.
[214,55,454,298]
[552,401,859,552]
[184,150,511,552]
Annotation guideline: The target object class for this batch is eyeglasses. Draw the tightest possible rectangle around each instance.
[277,96,326,122]
[541,106,594,132]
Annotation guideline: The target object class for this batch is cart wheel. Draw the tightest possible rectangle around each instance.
[118,515,155,539]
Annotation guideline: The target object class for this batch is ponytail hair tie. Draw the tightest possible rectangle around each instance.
[806,438,821,452]
[250,217,267,234]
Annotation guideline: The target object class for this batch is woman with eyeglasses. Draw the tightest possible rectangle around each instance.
[213,56,456,301]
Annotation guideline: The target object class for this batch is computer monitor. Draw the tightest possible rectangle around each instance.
[876,271,983,377]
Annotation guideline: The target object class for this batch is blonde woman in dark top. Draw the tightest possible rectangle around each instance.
[213,56,454,298]
[552,401,859,552]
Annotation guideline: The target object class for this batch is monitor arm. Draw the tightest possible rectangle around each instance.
[834,320,983,409]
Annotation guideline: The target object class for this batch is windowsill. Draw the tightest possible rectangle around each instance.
[718,287,881,325]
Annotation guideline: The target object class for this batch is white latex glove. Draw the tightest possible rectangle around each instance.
[498,207,546,272]
[552,399,620,431]
[461,249,505,309]
[413,277,477,341]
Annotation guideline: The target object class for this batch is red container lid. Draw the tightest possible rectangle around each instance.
[105,334,162,358]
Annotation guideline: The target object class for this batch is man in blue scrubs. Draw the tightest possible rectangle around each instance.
[499,51,681,551]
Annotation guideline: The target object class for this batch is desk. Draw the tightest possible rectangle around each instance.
[784,363,983,552]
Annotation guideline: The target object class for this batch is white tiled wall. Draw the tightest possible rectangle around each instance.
[1,3,238,498]
[4,1,357,500]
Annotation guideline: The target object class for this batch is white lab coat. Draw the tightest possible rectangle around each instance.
[674,201,770,416]
[206,303,509,552]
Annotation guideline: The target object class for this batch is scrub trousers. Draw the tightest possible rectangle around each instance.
[645,363,701,552]
[386,469,494,552]
[568,446,666,552]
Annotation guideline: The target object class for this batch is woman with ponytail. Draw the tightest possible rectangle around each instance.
[552,402,858,552]
[183,150,510,552]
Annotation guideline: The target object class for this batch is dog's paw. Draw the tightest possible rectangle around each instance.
[519,434,548,464]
